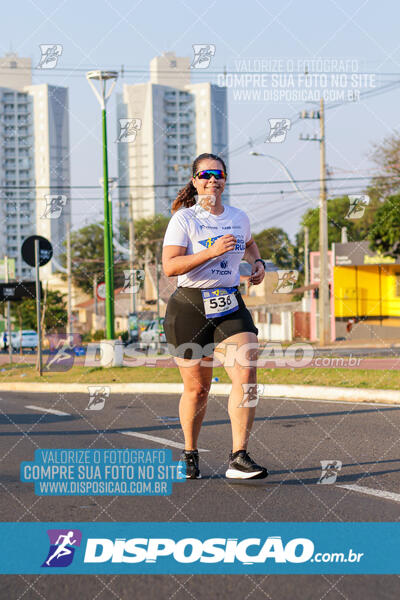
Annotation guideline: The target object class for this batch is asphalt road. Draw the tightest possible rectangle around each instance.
[1,390,400,599]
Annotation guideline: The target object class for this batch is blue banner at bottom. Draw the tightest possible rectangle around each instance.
[0,522,398,574]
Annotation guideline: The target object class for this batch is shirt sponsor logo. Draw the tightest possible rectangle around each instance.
[198,235,223,248]
[211,259,232,275]
[233,236,246,251]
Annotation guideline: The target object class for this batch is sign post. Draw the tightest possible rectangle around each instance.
[21,235,53,376]
[4,256,12,364]
[34,240,42,375]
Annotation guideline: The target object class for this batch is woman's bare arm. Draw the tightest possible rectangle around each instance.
[162,245,213,277]
[162,234,237,277]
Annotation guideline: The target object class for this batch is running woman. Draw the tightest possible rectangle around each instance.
[162,153,268,480]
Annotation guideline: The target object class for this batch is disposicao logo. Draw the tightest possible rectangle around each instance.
[42,529,82,567]
[83,536,315,564]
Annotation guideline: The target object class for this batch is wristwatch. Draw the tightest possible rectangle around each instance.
[254,258,266,269]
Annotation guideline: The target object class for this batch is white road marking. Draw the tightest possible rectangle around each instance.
[268,397,399,408]
[25,405,71,417]
[119,431,209,452]
[338,484,400,503]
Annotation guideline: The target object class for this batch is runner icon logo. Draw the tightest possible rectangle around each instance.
[117,118,142,143]
[42,529,82,567]
[317,460,342,485]
[265,118,291,143]
[37,44,63,69]
[190,44,216,69]
[238,383,264,408]
[41,195,67,220]
[86,386,111,411]
[346,195,369,219]
[273,270,299,294]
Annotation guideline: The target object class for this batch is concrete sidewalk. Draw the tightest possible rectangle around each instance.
[0,382,399,405]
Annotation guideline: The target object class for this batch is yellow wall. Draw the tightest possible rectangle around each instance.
[334,265,400,318]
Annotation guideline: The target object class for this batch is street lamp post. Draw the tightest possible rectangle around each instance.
[86,70,118,340]
[99,176,118,318]
[249,152,314,203]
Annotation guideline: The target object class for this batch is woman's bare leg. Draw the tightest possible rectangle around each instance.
[174,355,214,450]
[214,332,258,452]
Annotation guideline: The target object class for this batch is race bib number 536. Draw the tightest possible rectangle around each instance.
[201,287,239,319]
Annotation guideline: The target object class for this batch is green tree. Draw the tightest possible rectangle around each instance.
[120,215,170,264]
[60,216,171,295]
[59,223,105,294]
[368,131,400,199]
[252,227,296,269]
[296,195,382,252]
[368,194,400,257]
[11,290,67,332]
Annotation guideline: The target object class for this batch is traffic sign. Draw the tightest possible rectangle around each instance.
[0,281,41,301]
[21,235,53,267]
[96,282,106,301]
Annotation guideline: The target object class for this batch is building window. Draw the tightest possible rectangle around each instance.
[395,273,400,296]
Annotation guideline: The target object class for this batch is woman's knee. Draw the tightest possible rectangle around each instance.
[183,382,210,401]
[230,366,257,385]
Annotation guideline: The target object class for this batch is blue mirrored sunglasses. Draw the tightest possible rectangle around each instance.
[194,169,227,180]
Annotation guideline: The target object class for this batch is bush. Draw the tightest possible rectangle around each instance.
[92,329,105,341]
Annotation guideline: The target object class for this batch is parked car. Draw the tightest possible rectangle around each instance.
[140,318,166,347]
[2,332,18,351]
[11,330,38,351]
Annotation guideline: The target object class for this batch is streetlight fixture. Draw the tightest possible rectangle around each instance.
[86,70,118,340]
[249,151,313,203]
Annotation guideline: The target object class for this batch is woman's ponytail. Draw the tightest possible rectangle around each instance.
[171,180,197,213]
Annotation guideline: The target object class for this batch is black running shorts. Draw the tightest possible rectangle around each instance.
[163,286,258,359]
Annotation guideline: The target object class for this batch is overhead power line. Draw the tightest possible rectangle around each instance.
[0,174,398,191]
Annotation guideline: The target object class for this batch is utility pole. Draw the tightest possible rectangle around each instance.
[304,226,309,297]
[128,198,136,315]
[156,242,161,354]
[300,99,330,345]
[66,221,72,340]
[93,273,98,331]
[4,256,12,364]
[318,98,330,345]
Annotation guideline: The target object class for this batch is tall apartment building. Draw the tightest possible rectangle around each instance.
[117,51,229,224]
[0,53,70,280]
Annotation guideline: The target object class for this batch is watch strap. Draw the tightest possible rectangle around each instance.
[254,258,265,269]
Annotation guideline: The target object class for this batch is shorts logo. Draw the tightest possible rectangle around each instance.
[42,529,82,567]
[199,235,223,248]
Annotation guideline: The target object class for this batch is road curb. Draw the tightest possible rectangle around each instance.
[1,382,399,404]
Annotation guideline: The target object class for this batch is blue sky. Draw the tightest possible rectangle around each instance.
[2,0,400,238]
